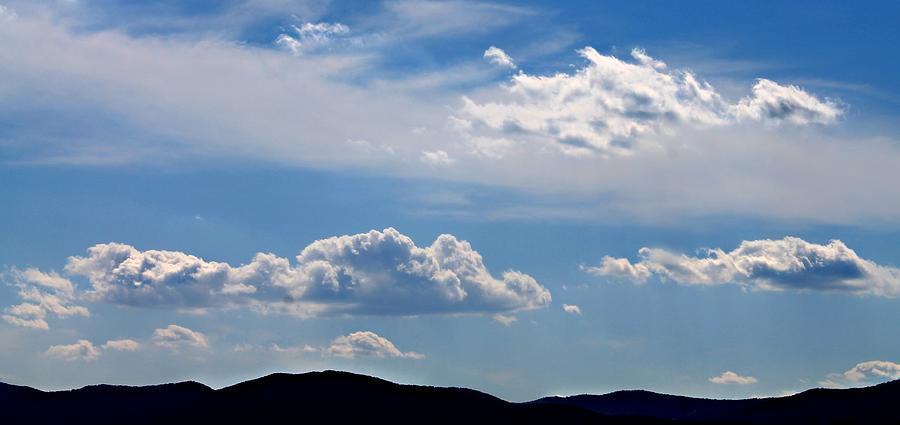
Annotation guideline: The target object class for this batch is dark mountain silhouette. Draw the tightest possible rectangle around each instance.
[534,379,900,424]
[1,370,897,424]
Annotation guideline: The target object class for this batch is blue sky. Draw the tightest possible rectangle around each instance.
[1,0,900,401]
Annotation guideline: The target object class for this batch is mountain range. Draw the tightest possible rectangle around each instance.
[2,370,898,424]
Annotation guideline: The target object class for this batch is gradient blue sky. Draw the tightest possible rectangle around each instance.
[2,0,900,401]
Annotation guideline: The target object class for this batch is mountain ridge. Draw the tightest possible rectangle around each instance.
[2,370,898,424]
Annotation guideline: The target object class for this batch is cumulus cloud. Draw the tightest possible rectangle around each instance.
[325,331,424,360]
[460,47,842,156]
[64,242,272,309]
[587,237,900,297]
[61,228,551,316]
[46,339,100,361]
[152,324,209,349]
[819,360,900,388]
[709,371,758,385]
[2,268,89,330]
[483,46,516,69]
[562,304,582,315]
[731,79,842,125]
[102,339,141,351]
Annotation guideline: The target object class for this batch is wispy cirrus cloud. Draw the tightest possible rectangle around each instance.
[483,46,515,69]
[276,22,351,54]
[2,3,900,226]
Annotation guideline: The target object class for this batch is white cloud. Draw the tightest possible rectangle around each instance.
[276,22,350,54]
[62,228,551,316]
[731,79,842,125]
[270,343,319,354]
[64,242,281,308]
[460,47,841,157]
[2,268,89,330]
[292,228,551,314]
[3,7,899,225]
[0,4,16,21]
[325,331,424,360]
[102,339,141,351]
[819,360,900,388]
[587,237,900,297]
[630,48,666,70]
[152,324,209,349]
[484,46,516,69]
[562,304,581,315]
[421,149,455,165]
[492,313,517,326]
[46,339,100,361]
[709,371,758,385]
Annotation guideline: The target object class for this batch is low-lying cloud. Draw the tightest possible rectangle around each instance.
[325,331,424,360]
[2,268,89,330]
[46,339,101,362]
[9,229,550,319]
[709,371,758,385]
[819,360,900,388]
[587,237,900,297]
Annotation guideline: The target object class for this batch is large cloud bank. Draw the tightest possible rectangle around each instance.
[4,229,549,322]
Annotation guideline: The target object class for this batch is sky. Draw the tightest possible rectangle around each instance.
[2,0,900,401]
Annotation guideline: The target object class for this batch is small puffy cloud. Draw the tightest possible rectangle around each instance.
[731,79,842,125]
[484,46,516,69]
[14,267,75,294]
[819,360,900,388]
[421,149,455,165]
[152,324,208,349]
[492,313,517,326]
[709,371,758,385]
[276,22,350,54]
[46,339,100,361]
[460,47,842,156]
[2,268,89,330]
[270,343,319,354]
[562,304,582,315]
[587,237,900,297]
[62,228,551,317]
[102,339,141,351]
[325,331,424,360]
